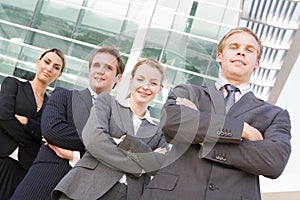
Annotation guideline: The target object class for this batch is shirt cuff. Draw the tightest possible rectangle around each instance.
[68,151,80,167]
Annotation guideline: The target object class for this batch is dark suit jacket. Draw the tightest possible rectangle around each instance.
[141,84,291,200]
[53,92,168,200]
[11,87,93,200]
[0,77,47,170]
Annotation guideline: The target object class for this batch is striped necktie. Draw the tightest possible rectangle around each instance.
[225,84,239,113]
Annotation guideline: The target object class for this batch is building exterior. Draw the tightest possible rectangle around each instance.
[0,0,299,115]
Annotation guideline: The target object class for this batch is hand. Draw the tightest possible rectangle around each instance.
[15,114,28,125]
[176,97,198,110]
[154,147,167,154]
[47,144,74,160]
[242,122,264,141]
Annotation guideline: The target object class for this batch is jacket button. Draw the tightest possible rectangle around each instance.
[209,183,216,191]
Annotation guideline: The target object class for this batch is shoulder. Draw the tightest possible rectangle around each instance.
[97,92,114,103]
[1,76,22,87]
[50,87,73,98]
[171,83,204,98]
[0,76,27,94]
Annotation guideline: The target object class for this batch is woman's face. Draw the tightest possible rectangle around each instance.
[130,64,163,106]
[35,52,63,84]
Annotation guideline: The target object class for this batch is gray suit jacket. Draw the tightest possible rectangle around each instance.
[53,92,167,200]
[141,84,291,200]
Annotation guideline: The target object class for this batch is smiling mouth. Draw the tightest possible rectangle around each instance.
[95,77,105,81]
[232,60,246,65]
[138,91,150,96]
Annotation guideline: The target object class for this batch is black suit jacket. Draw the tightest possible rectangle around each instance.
[11,87,93,200]
[0,77,47,170]
[141,84,291,200]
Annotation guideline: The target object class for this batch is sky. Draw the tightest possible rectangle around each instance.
[260,55,300,193]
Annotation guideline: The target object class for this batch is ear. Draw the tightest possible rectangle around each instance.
[216,52,222,62]
[254,59,260,70]
[157,85,163,94]
[115,73,122,83]
[35,59,40,67]
[56,72,62,80]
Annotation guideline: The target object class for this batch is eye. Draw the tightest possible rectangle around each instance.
[151,82,159,86]
[228,44,238,49]
[136,78,143,82]
[44,59,50,64]
[247,48,255,53]
[105,65,113,70]
[55,65,61,70]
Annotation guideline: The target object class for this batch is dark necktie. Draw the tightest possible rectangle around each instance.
[225,84,238,113]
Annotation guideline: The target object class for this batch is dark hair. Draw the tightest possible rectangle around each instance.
[131,58,165,85]
[217,27,263,59]
[89,46,125,75]
[39,48,66,72]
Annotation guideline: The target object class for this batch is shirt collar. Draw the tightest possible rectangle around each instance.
[119,98,156,125]
[88,87,97,98]
[215,76,251,95]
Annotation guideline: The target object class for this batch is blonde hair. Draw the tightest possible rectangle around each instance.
[131,58,165,85]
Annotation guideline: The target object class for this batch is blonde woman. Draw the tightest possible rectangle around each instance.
[53,58,168,200]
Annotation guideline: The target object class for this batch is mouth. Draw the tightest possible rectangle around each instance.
[42,72,51,77]
[95,77,105,82]
[138,91,150,97]
[231,60,246,66]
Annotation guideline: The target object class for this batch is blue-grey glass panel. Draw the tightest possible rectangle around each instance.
[33,0,80,37]
[0,38,23,58]
[0,23,28,41]
[28,32,69,53]
[0,57,16,75]
[0,0,37,26]
[68,43,94,60]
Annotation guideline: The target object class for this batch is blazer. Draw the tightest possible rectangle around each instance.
[141,84,291,200]
[53,92,168,200]
[0,77,47,170]
[11,87,93,200]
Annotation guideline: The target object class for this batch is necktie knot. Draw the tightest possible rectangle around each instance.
[225,84,238,93]
[225,84,239,113]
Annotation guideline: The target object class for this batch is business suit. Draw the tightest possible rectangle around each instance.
[0,76,47,199]
[141,83,291,200]
[53,92,167,200]
[11,87,93,200]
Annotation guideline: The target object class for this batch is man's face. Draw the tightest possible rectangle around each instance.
[216,32,260,85]
[89,52,121,94]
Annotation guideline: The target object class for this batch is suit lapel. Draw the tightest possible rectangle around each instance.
[72,89,93,138]
[206,86,226,114]
[76,89,93,111]
[230,92,264,118]
[23,81,38,113]
[111,100,135,136]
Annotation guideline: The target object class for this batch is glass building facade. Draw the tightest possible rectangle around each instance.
[0,0,299,119]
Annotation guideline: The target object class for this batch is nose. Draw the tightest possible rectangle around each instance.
[237,51,245,57]
[97,65,106,74]
[237,47,246,57]
[46,64,53,72]
[140,81,151,89]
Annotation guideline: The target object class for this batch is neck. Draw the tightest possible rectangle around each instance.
[30,79,47,97]
[129,99,147,118]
